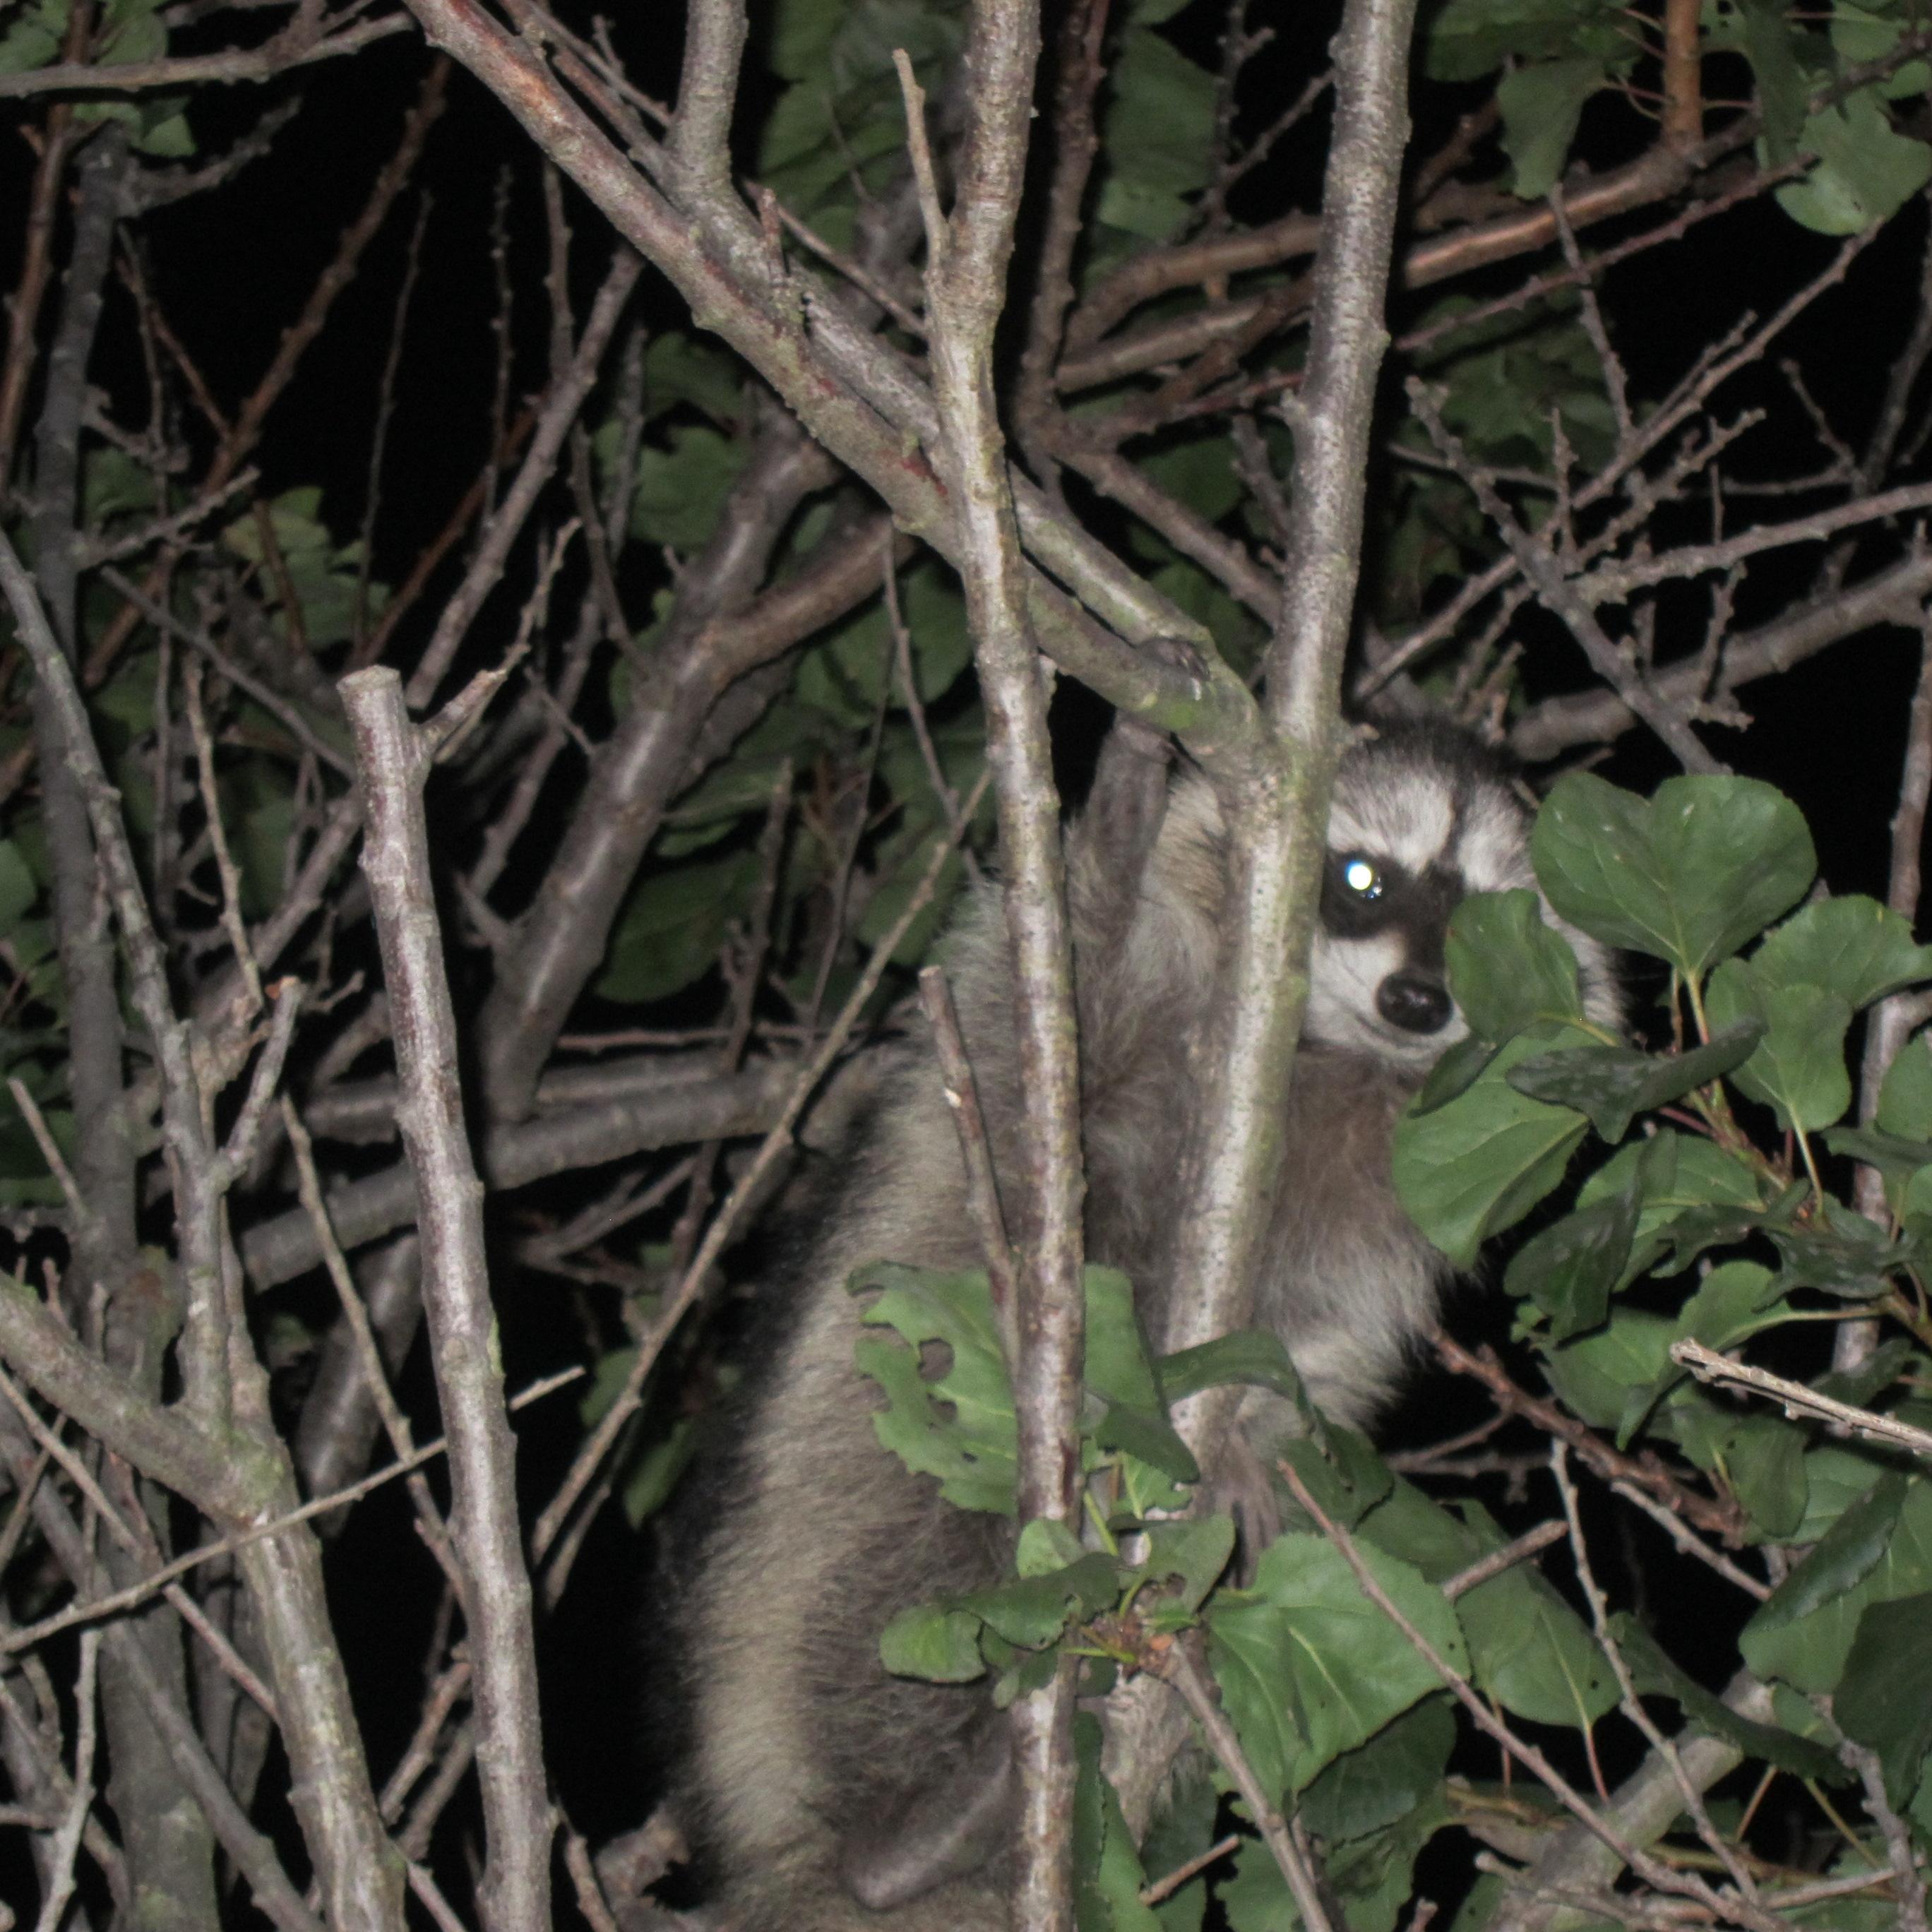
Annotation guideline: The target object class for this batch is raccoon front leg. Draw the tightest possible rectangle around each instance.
[837,1710,1015,1910]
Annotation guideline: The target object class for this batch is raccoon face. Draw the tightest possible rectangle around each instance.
[1302,729,1542,1069]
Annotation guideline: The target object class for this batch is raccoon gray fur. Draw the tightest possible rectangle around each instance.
[662,718,1618,1932]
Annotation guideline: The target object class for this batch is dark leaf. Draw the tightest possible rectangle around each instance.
[1505,1021,1763,1144]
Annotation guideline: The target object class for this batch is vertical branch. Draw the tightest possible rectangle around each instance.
[670,0,747,200]
[341,666,551,1932]
[30,1627,99,1932]
[1012,0,1112,490]
[0,0,90,500]
[898,6,1085,1924]
[1109,0,1420,1837]
[1842,608,1932,1371]
[1661,0,1704,153]
[21,119,229,1928]
[1167,0,1420,1410]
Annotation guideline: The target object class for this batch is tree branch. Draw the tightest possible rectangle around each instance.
[342,665,551,1932]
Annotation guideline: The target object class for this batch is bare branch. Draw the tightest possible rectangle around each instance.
[1673,1338,1932,1458]
[0,11,410,97]
[342,664,551,1932]
[404,248,642,708]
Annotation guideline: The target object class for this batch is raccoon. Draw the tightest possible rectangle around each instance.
[658,717,1618,1932]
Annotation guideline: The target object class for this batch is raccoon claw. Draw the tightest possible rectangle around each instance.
[1142,633,1212,688]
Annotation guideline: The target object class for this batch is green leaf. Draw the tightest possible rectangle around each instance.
[596,849,760,1004]
[631,424,749,549]
[1465,1561,1618,1728]
[1297,1697,1455,1844]
[1159,1329,1308,1406]
[1412,1033,1499,1115]
[1811,1340,1919,1412]
[1135,1516,1238,1616]
[1208,1533,1467,1796]
[852,1261,1018,1515]
[1138,434,1245,531]
[1751,895,1932,1010]
[1835,1592,1932,1805]
[616,1417,698,1529]
[1541,1311,1676,1431]
[1574,1129,1764,1241]
[1763,1210,1905,1298]
[1219,1837,1302,1932]
[1730,0,1810,161]
[1878,1034,1932,1139]
[1751,1473,1907,1630]
[1819,1126,1932,1186]
[1093,1392,1199,1484]
[1720,1414,1810,1539]
[1279,1431,1395,1532]
[1364,1490,1621,1729]
[1393,1025,1592,1268]
[1444,890,1585,1041]
[1138,1763,1217,1932]
[640,332,745,427]
[1205,1596,1304,1808]
[853,1263,1196,1517]
[0,841,38,934]
[1532,773,1815,978]
[1505,1021,1763,1143]
[1612,1260,1792,1444]
[1706,965,1854,1133]
[957,1552,1123,1647]
[1743,1476,1932,1690]
[1778,91,1932,237]
[1677,1258,1791,1347]
[1017,1515,1086,1577]
[1092,27,1217,241]
[1084,1266,1198,1498]
[0,0,64,76]
[1831,0,1930,97]
[1425,0,1629,80]
[1503,1181,1640,1341]
[879,1604,986,1681]
[1224,1784,1452,1932]
[1611,1614,1845,1781]
[1073,1711,1164,1932]
[1497,58,1607,198]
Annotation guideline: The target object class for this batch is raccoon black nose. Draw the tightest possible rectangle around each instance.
[1377,972,1452,1034]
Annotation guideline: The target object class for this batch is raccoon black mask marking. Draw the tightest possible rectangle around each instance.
[657,719,1619,1932]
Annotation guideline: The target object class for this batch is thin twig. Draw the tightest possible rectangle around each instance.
[1157,1640,1336,1932]
[1673,1339,1932,1458]
[30,1628,99,1932]
[1440,1518,1567,1601]
[1551,1445,1760,1902]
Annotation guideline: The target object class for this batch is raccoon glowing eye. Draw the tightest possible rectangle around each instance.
[1342,857,1382,900]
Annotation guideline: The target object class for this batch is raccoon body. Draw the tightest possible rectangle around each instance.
[661,720,1617,1932]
